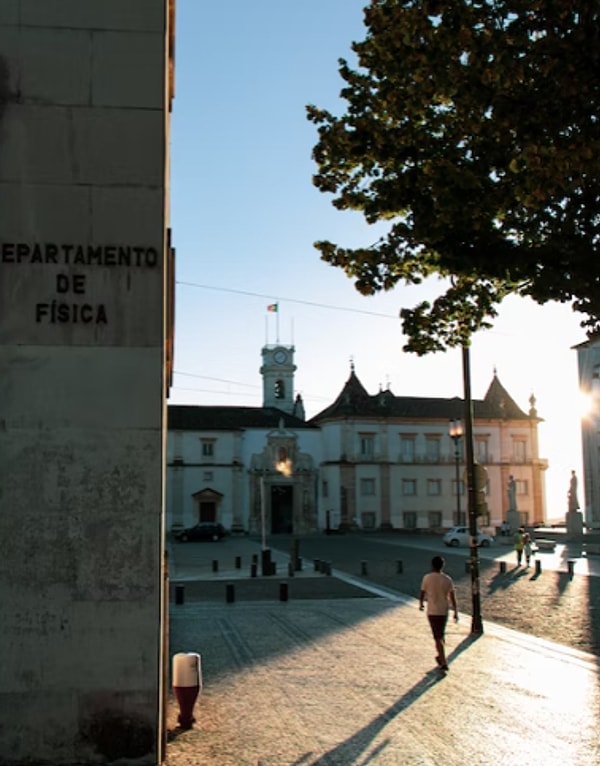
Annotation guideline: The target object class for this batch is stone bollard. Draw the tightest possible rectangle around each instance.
[499,561,507,573]
[250,562,257,578]
[175,584,185,605]
[279,582,288,602]
[361,560,368,576]
[535,559,542,576]
[212,559,219,573]
[225,583,235,603]
[396,560,403,574]
[235,556,241,569]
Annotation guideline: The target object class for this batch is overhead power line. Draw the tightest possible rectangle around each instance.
[176,280,398,319]
[174,370,261,389]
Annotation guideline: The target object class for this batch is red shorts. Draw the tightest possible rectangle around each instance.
[428,614,448,640]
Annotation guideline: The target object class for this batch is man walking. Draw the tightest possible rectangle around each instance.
[419,556,458,671]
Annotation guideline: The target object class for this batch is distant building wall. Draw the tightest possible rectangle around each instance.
[0,2,173,763]
[576,338,600,528]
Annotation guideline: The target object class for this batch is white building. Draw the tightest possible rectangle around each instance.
[574,336,600,528]
[167,345,548,534]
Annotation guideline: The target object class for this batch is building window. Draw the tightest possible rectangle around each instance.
[361,511,376,529]
[425,437,441,463]
[513,439,527,463]
[403,511,417,529]
[400,436,415,463]
[516,479,528,495]
[475,439,489,464]
[203,471,213,482]
[360,478,376,496]
[402,479,417,496]
[427,479,441,496]
[452,479,464,496]
[201,440,214,457]
[428,511,442,529]
[360,434,375,458]
[322,480,329,498]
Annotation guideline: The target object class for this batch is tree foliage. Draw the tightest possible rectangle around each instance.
[307,0,600,353]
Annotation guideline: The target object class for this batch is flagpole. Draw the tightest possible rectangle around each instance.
[276,303,280,343]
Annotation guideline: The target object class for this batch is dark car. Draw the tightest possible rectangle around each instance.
[175,522,226,542]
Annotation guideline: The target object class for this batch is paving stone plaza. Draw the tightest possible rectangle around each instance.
[165,533,600,765]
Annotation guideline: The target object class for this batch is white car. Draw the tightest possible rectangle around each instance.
[443,526,495,548]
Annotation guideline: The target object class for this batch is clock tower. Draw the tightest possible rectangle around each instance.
[261,344,296,414]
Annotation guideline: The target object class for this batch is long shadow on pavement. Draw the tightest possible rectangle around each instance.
[485,564,531,594]
[301,670,442,766]
[299,633,482,766]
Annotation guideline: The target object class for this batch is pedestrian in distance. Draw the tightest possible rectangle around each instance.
[514,527,525,566]
[523,532,534,568]
[419,555,458,672]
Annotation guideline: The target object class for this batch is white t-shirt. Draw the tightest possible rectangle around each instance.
[420,571,455,616]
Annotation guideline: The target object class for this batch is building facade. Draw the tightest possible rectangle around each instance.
[167,347,547,534]
[575,336,600,528]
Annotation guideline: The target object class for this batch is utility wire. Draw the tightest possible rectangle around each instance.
[174,370,260,389]
[176,280,398,319]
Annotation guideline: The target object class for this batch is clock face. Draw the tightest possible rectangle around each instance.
[274,349,287,365]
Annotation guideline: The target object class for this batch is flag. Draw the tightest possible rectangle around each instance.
[267,303,278,313]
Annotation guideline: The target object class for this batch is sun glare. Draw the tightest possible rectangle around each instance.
[578,389,596,419]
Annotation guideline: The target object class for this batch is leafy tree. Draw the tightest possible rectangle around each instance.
[307,0,600,353]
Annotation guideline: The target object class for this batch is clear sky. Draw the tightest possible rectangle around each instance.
[169,0,585,521]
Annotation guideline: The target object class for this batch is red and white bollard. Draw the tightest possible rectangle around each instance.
[172,652,202,729]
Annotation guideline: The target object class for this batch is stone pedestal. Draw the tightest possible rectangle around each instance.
[566,511,584,539]
[506,510,521,533]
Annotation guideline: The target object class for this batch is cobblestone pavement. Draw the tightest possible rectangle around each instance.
[164,534,600,765]
[169,532,600,656]
[270,533,600,657]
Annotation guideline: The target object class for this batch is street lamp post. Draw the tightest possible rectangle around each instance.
[449,419,463,526]
[462,345,483,634]
[258,470,273,576]
[260,473,267,551]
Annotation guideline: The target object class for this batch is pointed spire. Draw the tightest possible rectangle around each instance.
[483,373,528,418]
[292,393,305,421]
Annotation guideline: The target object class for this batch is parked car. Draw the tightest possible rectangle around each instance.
[175,522,226,542]
[443,526,495,548]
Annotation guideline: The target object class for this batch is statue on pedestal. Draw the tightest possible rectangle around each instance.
[568,470,580,513]
[507,475,517,512]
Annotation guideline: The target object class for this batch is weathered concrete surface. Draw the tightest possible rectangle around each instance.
[0,2,171,763]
